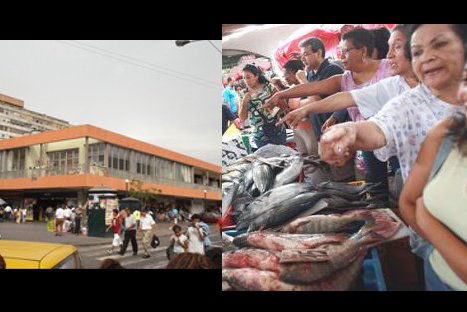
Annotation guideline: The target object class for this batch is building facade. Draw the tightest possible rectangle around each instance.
[0,92,70,139]
[0,124,221,220]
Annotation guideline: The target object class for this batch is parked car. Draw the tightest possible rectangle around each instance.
[0,240,82,269]
[201,211,221,223]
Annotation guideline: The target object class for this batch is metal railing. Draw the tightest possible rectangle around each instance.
[0,163,221,193]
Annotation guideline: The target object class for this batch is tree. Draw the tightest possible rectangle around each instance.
[128,179,162,207]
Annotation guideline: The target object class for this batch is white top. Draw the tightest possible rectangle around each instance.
[350,75,411,119]
[172,234,188,254]
[370,84,461,181]
[187,226,205,255]
[4,206,12,213]
[139,214,155,230]
[423,147,467,290]
[55,208,65,219]
[125,215,137,230]
[63,208,72,218]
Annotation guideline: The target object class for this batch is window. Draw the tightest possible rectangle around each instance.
[136,152,151,176]
[175,162,193,183]
[155,157,174,180]
[47,149,79,174]
[88,143,105,166]
[11,148,26,171]
[108,145,130,172]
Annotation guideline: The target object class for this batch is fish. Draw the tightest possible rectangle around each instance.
[246,191,330,232]
[222,181,238,217]
[222,170,244,183]
[252,161,274,194]
[236,183,313,228]
[232,231,348,251]
[279,214,393,265]
[302,160,330,186]
[282,209,374,234]
[222,254,364,291]
[222,248,281,272]
[273,155,303,188]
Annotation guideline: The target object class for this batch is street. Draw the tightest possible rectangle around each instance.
[0,220,220,269]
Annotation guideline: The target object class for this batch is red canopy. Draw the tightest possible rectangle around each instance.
[274,24,397,70]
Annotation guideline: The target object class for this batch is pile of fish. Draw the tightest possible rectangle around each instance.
[222,145,381,231]
[222,209,402,291]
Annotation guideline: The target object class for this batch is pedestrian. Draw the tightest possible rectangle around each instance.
[106,209,123,255]
[4,204,12,221]
[186,214,206,255]
[138,208,156,259]
[74,205,83,235]
[55,205,65,236]
[119,208,138,256]
[100,258,125,269]
[20,207,27,223]
[170,224,188,257]
[198,219,211,252]
[45,206,55,232]
[63,205,72,232]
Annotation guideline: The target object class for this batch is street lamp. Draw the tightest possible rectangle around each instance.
[125,179,129,194]
[203,189,207,212]
[175,40,202,47]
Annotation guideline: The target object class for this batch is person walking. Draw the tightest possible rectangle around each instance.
[170,224,188,257]
[119,208,138,256]
[55,205,65,236]
[186,214,206,255]
[106,209,122,255]
[74,205,83,235]
[138,208,156,259]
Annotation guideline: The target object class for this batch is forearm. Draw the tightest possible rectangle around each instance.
[399,196,428,240]
[308,92,354,114]
[278,77,340,100]
[426,224,467,283]
[353,121,387,151]
[239,98,249,121]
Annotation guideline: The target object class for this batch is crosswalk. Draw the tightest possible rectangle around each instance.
[77,234,220,269]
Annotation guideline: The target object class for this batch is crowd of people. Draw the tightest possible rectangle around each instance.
[223,24,467,291]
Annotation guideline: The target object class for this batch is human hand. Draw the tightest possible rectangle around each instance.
[321,116,337,133]
[262,92,281,110]
[296,70,307,84]
[319,123,356,166]
[233,118,242,129]
[277,107,308,128]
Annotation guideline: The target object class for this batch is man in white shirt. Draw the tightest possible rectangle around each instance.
[55,205,65,236]
[186,214,205,255]
[138,208,156,259]
[119,208,138,256]
[4,205,12,221]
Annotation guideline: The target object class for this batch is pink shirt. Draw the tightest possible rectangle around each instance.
[341,59,391,122]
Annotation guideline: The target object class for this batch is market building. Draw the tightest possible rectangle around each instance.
[0,124,221,220]
[0,92,70,139]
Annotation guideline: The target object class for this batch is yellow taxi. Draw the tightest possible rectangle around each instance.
[0,240,82,269]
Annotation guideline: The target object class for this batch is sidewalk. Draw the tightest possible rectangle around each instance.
[0,220,218,246]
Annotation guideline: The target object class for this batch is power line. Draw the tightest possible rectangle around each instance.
[70,40,218,87]
[55,40,218,90]
[207,40,222,54]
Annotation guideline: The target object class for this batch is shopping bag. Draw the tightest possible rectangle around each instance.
[151,235,160,248]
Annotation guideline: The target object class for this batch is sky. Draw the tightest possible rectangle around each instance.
[0,40,221,166]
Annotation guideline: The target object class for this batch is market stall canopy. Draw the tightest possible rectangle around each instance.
[222,24,307,58]
[274,24,397,69]
[227,56,272,81]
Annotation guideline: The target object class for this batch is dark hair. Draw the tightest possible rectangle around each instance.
[342,28,375,58]
[166,252,214,269]
[449,112,467,156]
[191,214,201,220]
[0,254,6,269]
[392,24,412,59]
[370,27,390,59]
[205,247,222,269]
[283,59,305,73]
[172,224,182,232]
[406,24,467,62]
[112,208,119,214]
[299,37,326,59]
[242,64,269,84]
[100,258,125,269]
[227,77,232,83]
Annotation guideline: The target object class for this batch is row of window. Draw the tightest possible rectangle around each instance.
[0,144,197,184]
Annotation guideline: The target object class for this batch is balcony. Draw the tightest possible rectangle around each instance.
[0,163,221,193]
